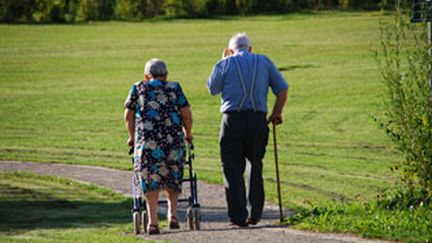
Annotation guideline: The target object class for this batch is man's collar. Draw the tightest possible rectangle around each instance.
[235,48,249,55]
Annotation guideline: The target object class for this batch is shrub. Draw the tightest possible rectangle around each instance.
[115,0,143,20]
[0,0,34,22]
[78,0,115,21]
[376,3,432,204]
[32,0,79,23]
[164,0,208,18]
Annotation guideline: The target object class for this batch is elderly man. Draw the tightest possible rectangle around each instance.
[207,33,288,227]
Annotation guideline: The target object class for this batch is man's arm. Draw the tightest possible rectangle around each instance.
[207,59,226,95]
[269,89,288,125]
[124,109,135,146]
[180,106,193,143]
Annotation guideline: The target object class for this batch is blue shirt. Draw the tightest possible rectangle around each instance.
[207,49,288,113]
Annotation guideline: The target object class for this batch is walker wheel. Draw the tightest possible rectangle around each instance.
[192,208,201,230]
[142,210,148,233]
[187,207,194,230]
[187,207,201,230]
[133,211,141,235]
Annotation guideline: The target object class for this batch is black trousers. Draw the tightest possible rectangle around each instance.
[219,111,269,224]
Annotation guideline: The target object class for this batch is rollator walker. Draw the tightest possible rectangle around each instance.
[129,143,201,234]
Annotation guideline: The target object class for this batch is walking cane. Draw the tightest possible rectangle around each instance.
[272,123,284,223]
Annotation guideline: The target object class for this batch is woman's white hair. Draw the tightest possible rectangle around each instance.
[228,32,251,51]
[144,58,167,78]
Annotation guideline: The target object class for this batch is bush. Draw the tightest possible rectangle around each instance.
[0,0,34,22]
[115,0,143,20]
[164,0,208,17]
[78,0,115,21]
[32,0,79,23]
[376,4,432,203]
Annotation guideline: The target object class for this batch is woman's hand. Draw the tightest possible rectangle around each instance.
[180,106,193,144]
[127,137,134,147]
[184,129,193,144]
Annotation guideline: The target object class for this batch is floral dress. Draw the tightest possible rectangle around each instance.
[124,79,189,194]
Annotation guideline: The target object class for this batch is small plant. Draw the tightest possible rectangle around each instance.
[375,1,432,206]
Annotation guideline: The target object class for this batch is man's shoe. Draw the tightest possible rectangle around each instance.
[246,218,260,225]
[229,221,248,228]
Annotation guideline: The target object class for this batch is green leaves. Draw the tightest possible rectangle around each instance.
[377,5,432,203]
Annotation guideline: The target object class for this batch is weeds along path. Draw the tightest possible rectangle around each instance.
[0,161,385,243]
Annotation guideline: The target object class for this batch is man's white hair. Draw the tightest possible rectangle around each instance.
[144,58,167,78]
[228,32,251,51]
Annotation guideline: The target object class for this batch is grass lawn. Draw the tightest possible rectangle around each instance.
[286,201,432,242]
[0,171,158,242]
[0,11,400,210]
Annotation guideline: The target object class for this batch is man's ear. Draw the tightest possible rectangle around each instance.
[229,49,235,54]
[248,46,252,53]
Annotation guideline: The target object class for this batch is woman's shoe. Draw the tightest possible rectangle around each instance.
[147,224,160,235]
[169,216,180,229]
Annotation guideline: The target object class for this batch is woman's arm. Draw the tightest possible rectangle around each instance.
[124,109,135,146]
[180,106,193,143]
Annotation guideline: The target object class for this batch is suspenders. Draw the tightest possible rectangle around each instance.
[233,54,258,112]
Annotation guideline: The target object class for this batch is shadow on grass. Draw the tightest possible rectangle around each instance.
[0,176,133,233]
[278,64,318,72]
[0,197,133,232]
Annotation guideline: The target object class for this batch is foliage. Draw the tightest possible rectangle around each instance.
[0,0,396,22]
[376,5,432,203]
[32,0,79,23]
[115,0,145,20]
[377,186,431,209]
[0,0,35,22]
[164,0,209,18]
[78,0,115,21]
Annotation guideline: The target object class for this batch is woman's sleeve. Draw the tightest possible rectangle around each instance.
[175,83,190,109]
[124,84,138,110]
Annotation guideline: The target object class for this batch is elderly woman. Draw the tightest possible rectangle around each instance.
[124,59,193,235]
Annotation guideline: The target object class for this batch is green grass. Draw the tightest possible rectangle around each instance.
[0,171,157,242]
[286,201,432,242]
[0,11,400,210]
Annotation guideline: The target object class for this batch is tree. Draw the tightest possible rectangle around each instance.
[0,0,34,22]
[78,0,115,21]
[164,0,208,17]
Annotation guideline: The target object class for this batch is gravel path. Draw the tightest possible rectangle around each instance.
[0,161,387,243]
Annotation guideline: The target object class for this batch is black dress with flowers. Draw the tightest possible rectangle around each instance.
[125,79,189,194]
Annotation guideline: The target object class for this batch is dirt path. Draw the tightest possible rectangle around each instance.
[0,161,386,243]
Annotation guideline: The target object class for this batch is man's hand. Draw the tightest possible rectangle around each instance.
[222,48,231,59]
[268,113,283,125]
[269,89,288,126]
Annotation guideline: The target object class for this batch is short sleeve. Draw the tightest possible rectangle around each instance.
[174,83,189,109]
[207,59,227,95]
[124,84,138,110]
[266,57,289,95]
